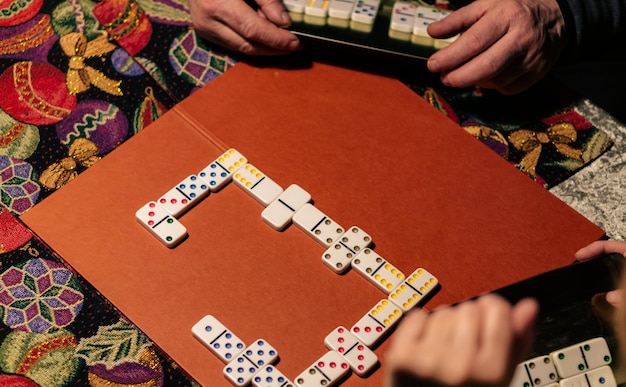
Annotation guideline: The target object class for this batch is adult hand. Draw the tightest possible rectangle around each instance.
[189,0,302,55]
[385,294,538,387]
[426,0,566,95]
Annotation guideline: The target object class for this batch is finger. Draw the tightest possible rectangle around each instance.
[385,309,429,370]
[256,0,292,27]
[195,19,295,55]
[511,298,539,362]
[441,301,482,383]
[575,241,626,261]
[473,295,515,381]
[428,10,507,74]
[427,0,488,38]
[606,290,623,307]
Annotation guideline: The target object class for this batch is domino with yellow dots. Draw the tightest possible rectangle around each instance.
[350,298,403,347]
[233,163,283,206]
[305,0,330,17]
[388,268,438,312]
[198,148,247,192]
[351,248,405,294]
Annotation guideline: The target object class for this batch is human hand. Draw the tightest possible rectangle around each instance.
[426,0,566,95]
[384,294,538,387]
[575,240,626,307]
[189,0,302,55]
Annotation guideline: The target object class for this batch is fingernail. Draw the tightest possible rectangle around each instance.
[288,39,300,50]
[281,11,292,26]
[428,58,440,72]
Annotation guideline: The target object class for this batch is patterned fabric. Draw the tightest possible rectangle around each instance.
[0,0,613,385]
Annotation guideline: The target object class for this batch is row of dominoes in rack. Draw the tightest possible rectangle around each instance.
[283,0,381,24]
[510,337,616,387]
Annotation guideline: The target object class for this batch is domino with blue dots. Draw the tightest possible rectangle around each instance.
[198,148,247,192]
[350,0,381,25]
[192,315,246,363]
[224,339,279,386]
[157,174,209,217]
[252,365,294,387]
[559,366,616,387]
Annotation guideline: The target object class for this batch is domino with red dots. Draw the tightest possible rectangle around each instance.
[191,315,246,363]
[388,268,438,312]
[135,201,187,248]
[390,1,416,33]
[157,174,209,217]
[324,326,378,376]
[294,350,350,386]
[198,148,247,192]
[351,248,405,294]
[224,339,279,386]
[350,299,403,347]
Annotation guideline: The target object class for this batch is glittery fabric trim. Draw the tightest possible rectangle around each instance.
[0,14,54,55]
[13,61,72,121]
[16,335,78,374]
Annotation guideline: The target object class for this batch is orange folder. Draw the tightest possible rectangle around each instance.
[20,61,605,385]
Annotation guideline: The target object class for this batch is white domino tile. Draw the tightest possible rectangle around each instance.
[509,355,558,387]
[559,366,616,387]
[262,184,311,230]
[233,163,284,206]
[351,248,405,294]
[413,5,449,37]
[324,326,378,376]
[252,365,294,387]
[198,148,247,192]
[294,350,350,386]
[292,203,344,247]
[328,0,356,19]
[135,201,187,248]
[158,174,209,217]
[550,337,612,378]
[224,339,279,386]
[191,315,246,363]
[350,299,403,347]
[283,0,307,13]
[322,226,371,274]
[350,0,380,24]
[390,1,416,33]
[388,268,438,312]
[305,0,329,17]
